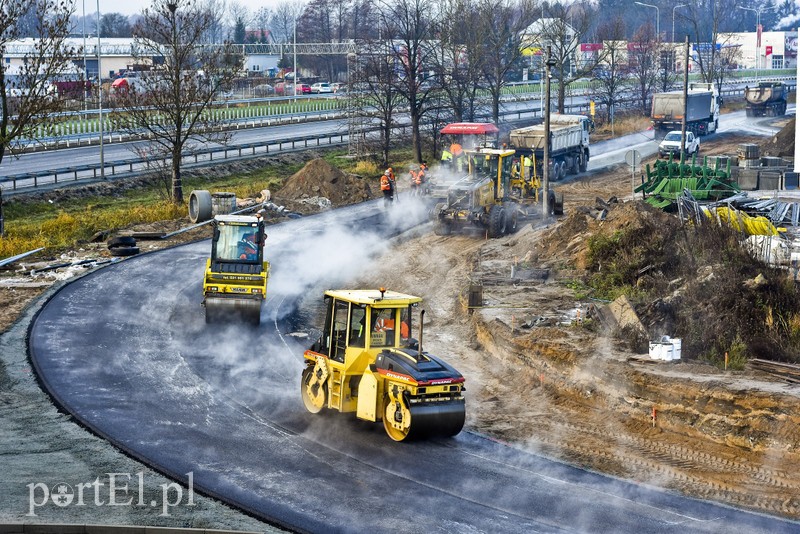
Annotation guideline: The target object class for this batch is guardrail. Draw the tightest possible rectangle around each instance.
[0,82,788,194]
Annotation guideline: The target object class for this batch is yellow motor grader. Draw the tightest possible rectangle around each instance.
[431,146,563,238]
[301,289,465,442]
[202,214,269,325]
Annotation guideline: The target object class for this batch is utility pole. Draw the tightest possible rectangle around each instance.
[97,0,105,179]
[543,46,556,217]
[681,35,689,155]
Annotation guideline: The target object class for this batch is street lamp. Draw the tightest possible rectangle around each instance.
[96,0,104,179]
[737,5,777,79]
[635,1,660,41]
[672,4,687,43]
[293,18,298,99]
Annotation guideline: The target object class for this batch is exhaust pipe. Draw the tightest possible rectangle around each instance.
[419,309,425,355]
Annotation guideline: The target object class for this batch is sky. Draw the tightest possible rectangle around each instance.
[98,0,288,17]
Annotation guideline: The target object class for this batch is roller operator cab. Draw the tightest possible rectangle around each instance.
[301,289,466,442]
[203,215,270,325]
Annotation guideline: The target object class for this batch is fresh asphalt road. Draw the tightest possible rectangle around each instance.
[28,198,800,533]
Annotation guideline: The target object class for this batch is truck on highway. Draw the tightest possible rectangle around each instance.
[508,114,591,181]
[745,81,788,117]
[651,83,720,138]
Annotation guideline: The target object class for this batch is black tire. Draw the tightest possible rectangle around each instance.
[579,151,588,172]
[487,204,506,238]
[107,236,137,248]
[505,203,519,234]
[553,192,564,215]
[547,192,557,216]
[433,221,452,236]
[108,246,139,257]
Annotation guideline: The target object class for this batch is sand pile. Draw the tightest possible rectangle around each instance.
[275,158,376,208]
[761,116,795,157]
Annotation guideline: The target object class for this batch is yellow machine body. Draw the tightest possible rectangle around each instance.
[203,214,269,325]
[301,289,466,441]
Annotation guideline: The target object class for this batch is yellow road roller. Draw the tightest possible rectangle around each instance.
[203,214,269,325]
[301,289,465,441]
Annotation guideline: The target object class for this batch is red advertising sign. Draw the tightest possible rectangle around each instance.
[580,43,603,52]
[765,45,773,56]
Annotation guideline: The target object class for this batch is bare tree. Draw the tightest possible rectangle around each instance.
[592,16,627,127]
[109,0,242,203]
[355,44,404,165]
[684,0,739,91]
[0,0,78,165]
[627,22,662,115]
[270,0,304,43]
[0,0,78,234]
[379,0,437,163]
[477,0,537,123]
[535,1,595,113]
[434,0,487,122]
[227,1,251,42]
[100,13,133,37]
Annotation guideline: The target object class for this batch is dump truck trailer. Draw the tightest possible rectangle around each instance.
[508,114,591,181]
[651,85,719,137]
[745,82,787,117]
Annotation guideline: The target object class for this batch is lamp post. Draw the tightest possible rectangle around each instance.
[293,18,297,100]
[737,5,777,80]
[543,47,556,217]
[672,4,687,43]
[96,0,104,179]
[635,1,660,41]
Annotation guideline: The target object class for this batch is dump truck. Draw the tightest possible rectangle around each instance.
[301,288,465,442]
[651,83,720,137]
[202,214,269,325]
[431,146,563,238]
[745,82,787,117]
[508,114,591,181]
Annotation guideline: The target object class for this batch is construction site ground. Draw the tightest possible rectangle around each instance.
[2,130,800,527]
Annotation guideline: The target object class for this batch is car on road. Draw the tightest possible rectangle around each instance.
[331,82,343,93]
[253,83,274,97]
[659,130,699,158]
[298,83,312,94]
[311,82,333,94]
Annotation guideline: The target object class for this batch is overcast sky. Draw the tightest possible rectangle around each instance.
[97,0,286,17]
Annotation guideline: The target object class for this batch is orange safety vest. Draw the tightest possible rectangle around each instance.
[380,175,391,191]
[374,318,395,331]
[410,170,421,185]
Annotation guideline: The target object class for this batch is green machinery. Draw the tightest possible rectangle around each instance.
[635,152,740,209]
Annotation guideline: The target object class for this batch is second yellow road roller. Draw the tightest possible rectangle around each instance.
[301,288,465,441]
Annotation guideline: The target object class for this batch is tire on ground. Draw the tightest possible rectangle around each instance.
[107,236,137,248]
[505,203,519,234]
[553,192,564,215]
[108,246,140,257]
[189,190,213,223]
[487,204,506,238]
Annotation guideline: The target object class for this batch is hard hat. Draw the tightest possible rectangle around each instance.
[384,170,390,176]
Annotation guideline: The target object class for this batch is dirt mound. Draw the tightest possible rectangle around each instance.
[276,158,375,208]
[538,200,675,270]
[761,116,795,157]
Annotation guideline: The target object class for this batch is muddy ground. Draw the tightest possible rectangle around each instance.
[2,133,800,526]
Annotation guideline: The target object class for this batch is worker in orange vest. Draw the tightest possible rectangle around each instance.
[409,167,422,196]
[380,169,394,207]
